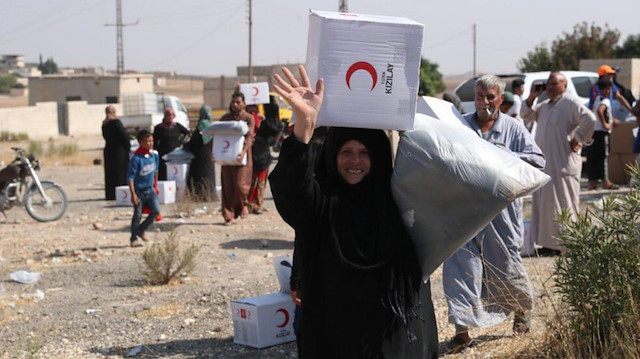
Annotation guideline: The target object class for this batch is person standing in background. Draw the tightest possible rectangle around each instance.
[185,105,218,201]
[102,105,130,200]
[521,72,596,253]
[220,92,255,225]
[153,108,190,180]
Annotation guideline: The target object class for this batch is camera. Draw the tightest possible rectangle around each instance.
[534,82,547,92]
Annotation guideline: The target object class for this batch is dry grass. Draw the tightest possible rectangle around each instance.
[172,180,218,217]
[135,304,185,320]
[141,230,199,285]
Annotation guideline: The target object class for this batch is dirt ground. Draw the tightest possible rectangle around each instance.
[0,136,627,358]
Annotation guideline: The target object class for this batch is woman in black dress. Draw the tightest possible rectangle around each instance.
[270,66,438,359]
[102,105,130,200]
[185,106,218,201]
[153,107,190,180]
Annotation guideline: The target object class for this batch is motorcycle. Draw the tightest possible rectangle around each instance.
[0,147,68,222]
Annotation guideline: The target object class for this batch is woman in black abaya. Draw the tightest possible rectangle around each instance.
[269,66,438,359]
[102,105,130,200]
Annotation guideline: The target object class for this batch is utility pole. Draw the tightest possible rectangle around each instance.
[472,23,476,77]
[105,0,138,75]
[339,0,348,12]
[248,0,253,81]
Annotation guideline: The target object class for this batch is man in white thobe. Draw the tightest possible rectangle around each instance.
[521,72,596,252]
[443,75,546,352]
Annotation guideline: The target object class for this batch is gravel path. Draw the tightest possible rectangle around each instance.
[0,138,626,358]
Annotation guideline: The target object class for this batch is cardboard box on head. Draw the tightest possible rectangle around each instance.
[306,10,424,131]
[240,82,270,105]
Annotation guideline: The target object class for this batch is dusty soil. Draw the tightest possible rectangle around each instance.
[0,136,627,358]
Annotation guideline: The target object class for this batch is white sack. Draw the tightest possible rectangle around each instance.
[391,114,550,277]
[161,147,195,162]
[273,256,293,294]
[202,121,249,136]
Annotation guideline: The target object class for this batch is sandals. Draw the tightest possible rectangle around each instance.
[513,310,531,334]
[443,335,476,355]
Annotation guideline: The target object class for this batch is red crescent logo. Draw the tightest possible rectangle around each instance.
[251,86,259,96]
[123,191,128,199]
[275,308,289,328]
[346,61,377,91]
[173,167,178,176]
[223,140,230,149]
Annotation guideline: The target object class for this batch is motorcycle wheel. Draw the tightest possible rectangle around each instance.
[24,180,68,222]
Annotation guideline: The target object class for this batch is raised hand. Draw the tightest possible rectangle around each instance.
[273,65,323,144]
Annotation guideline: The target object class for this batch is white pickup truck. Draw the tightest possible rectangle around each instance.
[120,93,190,131]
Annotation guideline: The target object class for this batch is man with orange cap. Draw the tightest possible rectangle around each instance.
[588,64,636,115]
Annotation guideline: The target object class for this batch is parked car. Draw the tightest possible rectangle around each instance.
[453,71,599,114]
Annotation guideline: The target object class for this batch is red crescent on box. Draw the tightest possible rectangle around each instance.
[275,308,289,328]
[251,86,259,96]
[223,140,230,149]
[173,167,178,176]
[122,191,127,199]
[346,61,377,91]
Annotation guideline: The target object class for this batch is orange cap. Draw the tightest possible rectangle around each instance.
[598,64,616,76]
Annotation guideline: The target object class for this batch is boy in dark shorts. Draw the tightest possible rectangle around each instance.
[127,130,161,247]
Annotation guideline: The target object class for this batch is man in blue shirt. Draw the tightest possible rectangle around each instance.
[127,130,161,247]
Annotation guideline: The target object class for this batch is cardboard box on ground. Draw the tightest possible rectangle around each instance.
[166,163,189,200]
[608,122,638,184]
[156,181,176,204]
[115,181,176,206]
[305,10,423,131]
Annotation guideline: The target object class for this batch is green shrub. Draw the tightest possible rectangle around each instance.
[27,141,43,157]
[0,131,29,142]
[550,165,640,358]
[141,230,199,285]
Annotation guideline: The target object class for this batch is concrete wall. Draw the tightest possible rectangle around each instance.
[66,102,123,137]
[29,74,153,105]
[0,102,59,139]
[119,75,154,94]
[579,58,640,98]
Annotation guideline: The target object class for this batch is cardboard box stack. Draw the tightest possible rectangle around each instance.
[231,292,296,348]
[166,163,189,201]
[306,10,424,131]
[608,122,638,184]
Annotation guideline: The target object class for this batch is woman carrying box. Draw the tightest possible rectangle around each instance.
[269,66,438,359]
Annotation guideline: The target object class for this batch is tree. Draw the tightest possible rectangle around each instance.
[418,57,445,96]
[38,57,59,74]
[617,34,640,58]
[0,74,17,93]
[551,22,620,70]
[517,43,554,72]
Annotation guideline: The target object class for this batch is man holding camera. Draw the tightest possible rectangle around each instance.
[521,72,596,253]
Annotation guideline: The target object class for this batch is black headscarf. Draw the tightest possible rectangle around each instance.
[315,127,422,337]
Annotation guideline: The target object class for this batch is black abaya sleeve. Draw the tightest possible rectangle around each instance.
[114,120,130,151]
[269,136,323,232]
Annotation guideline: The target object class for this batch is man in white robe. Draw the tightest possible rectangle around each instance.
[521,72,596,252]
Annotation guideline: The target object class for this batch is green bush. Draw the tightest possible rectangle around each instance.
[0,131,29,142]
[551,165,640,358]
[141,230,199,285]
[27,141,43,157]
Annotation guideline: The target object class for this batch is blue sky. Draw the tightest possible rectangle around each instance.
[0,0,637,76]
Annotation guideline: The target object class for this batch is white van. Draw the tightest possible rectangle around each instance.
[453,71,598,114]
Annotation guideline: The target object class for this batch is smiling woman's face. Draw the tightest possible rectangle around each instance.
[336,140,371,185]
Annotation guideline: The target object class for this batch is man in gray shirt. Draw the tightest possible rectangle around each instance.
[443,74,546,352]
